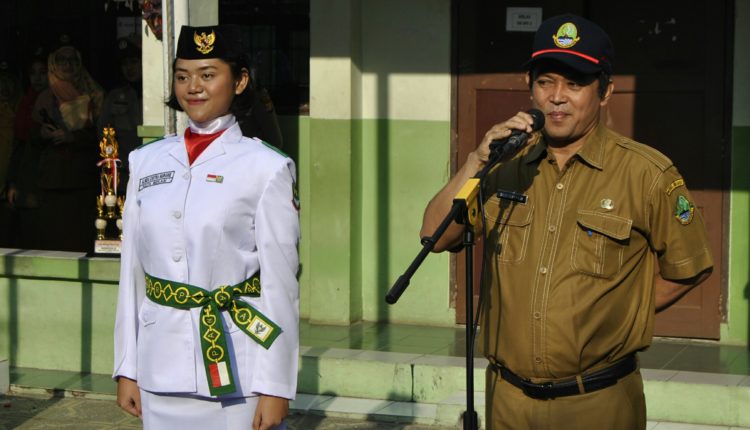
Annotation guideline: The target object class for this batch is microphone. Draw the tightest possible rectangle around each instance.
[489,109,545,158]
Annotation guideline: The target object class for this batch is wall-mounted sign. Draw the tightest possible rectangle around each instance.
[506,7,542,32]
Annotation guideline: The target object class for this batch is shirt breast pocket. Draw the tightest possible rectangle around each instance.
[486,200,533,264]
[572,210,632,278]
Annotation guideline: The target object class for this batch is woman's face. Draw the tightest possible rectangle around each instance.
[29,61,48,92]
[52,47,81,80]
[173,58,248,123]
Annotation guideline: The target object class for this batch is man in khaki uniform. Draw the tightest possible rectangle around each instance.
[420,14,713,430]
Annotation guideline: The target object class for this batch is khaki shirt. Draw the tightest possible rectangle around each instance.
[481,123,713,381]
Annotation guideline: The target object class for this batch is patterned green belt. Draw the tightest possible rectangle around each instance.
[144,272,281,396]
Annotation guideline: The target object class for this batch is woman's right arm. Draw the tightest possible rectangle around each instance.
[113,152,145,417]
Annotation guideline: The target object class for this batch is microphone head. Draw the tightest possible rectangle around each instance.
[528,108,545,131]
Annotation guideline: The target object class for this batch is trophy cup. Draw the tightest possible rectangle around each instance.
[94,127,124,254]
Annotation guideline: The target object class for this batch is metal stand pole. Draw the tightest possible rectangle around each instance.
[462,227,479,430]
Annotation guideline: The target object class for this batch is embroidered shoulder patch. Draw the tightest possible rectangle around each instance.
[665,178,685,196]
[674,194,694,225]
[292,179,300,211]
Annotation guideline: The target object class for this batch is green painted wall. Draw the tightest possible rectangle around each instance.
[725,126,750,345]
[0,254,119,373]
[357,119,452,324]
[305,0,454,325]
[723,0,750,345]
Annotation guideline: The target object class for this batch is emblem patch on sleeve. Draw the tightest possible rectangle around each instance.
[292,179,300,211]
[674,194,695,225]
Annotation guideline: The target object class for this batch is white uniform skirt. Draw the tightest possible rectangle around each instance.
[140,390,287,430]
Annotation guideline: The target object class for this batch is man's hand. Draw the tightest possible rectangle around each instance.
[419,111,538,252]
[472,110,538,167]
[40,124,71,145]
[116,376,142,419]
[253,395,288,430]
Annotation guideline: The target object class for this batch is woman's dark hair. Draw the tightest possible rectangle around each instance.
[165,54,254,116]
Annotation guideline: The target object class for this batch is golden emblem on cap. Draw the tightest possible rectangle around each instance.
[600,198,614,210]
[553,22,580,49]
[194,30,216,55]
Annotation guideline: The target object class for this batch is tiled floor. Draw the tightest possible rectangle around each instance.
[1,393,748,430]
[299,320,750,376]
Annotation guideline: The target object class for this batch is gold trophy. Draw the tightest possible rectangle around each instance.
[94,127,125,254]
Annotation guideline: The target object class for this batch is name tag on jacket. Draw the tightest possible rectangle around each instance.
[139,171,175,191]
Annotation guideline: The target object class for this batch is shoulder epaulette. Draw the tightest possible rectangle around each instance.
[260,139,289,158]
[134,136,169,151]
[613,134,673,172]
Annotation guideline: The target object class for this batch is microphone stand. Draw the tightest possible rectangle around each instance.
[386,149,505,430]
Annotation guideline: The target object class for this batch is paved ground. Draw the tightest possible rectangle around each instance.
[0,393,453,430]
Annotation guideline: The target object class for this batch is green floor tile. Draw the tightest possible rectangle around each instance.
[640,341,688,369]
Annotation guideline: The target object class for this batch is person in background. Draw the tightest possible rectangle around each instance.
[236,60,283,150]
[98,36,143,191]
[114,25,299,430]
[0,61,21,245]
[5,51,48,248]
[32,35,104,252]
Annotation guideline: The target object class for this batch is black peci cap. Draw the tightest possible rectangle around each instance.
[176,25,243,60]
[525,14,614,75]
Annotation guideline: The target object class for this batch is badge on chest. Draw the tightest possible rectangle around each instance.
[139,171,175,191]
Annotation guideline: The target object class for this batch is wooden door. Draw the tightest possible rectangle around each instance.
[454,1,730,338]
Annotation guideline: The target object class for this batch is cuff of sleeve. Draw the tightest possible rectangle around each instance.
[112,359,136,382]
[251,381,296,401]
[659,247,714,281]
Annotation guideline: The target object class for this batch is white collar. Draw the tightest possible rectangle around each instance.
[188,113,236,134]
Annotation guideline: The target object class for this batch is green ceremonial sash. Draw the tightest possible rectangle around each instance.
[144,272,282,396]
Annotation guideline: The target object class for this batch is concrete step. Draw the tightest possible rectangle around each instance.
[9,347,750,428]
[297,347,750,428]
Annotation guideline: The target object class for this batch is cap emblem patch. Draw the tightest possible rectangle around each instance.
[553,22,580,49]
[194,30,216,55]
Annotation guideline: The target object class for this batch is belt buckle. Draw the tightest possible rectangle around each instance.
[524,381,556,400]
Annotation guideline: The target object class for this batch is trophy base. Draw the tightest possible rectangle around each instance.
[94,239,122,255]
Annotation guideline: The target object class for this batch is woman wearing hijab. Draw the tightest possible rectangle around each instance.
[5,52,48,248]
[31,36,104,252]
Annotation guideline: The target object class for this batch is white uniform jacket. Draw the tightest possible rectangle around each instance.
[113,122,300,400]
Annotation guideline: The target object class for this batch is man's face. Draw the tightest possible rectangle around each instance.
[527,67,612,146]
[121,57,142,83]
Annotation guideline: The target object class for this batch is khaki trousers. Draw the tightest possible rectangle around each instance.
[485,367,646,430]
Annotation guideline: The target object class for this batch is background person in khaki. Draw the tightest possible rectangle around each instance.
[420,14,713,430]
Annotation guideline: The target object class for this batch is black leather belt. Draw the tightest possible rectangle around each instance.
[493,355,637,400]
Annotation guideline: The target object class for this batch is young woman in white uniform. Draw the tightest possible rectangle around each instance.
[113,25,299,430]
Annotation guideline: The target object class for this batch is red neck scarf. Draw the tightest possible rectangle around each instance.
[184,128,225,165]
